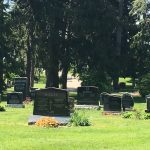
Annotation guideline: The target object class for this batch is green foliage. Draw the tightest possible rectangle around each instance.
[0,106,6,112]
[70,111,91,126]
[122,112,133,119]
[134,110,143,120]
[122,110,145,120]
[144,113,150,120]
[79,70,112,93]
[137,73,150,97]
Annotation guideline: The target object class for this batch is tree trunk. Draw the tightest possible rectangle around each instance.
[31,60,34,87]
[113,76,119,91]
[0,58,4,93]
[26,35,32,90]
[61,65,69,89]
[116,0,124,56]
[46,64,59,88]
[45,41,59,88]
[0,1,4,93]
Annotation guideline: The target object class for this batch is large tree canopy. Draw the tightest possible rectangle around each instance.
[0,0,149,92]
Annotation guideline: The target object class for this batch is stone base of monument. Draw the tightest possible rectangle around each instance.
[6,104,25,108]
[75,104,100,110]
[28,115,70,125]
[123,108,134,111]
[102,111,121,115]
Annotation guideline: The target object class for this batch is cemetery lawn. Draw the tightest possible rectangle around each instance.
[0,100,149,150]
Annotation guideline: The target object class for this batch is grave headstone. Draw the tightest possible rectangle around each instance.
[7,92,24,108]
[122,93,134,111]
[100,92,109,105]
[145,95,150,113]
[77,86,99,105]
[14,77,28,99]
[103,94,122,112]
[33,87,70,116]
[30,87,38,100]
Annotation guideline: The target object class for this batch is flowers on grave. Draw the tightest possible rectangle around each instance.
[35,117,59,127]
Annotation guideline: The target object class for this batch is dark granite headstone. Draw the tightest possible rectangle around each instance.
[103,94,122,111]
[77,86,99,105]
[145,95,150,113]
[122,93,134,111]
[7,92,23,104]
[33,88,70,116]
[14,77,28,99]
[30,87,38,99]
[100,92,109,105]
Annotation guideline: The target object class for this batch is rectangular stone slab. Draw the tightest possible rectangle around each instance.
[7,92,23,104]
[77,86,99,105]
[14,77,28,99]
[33,87,70,116]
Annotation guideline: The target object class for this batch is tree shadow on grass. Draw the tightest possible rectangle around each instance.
[134,96,146,103]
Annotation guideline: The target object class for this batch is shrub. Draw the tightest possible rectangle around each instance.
[0,106,6,112]
[122,112,133,119]
[70,112,91,126]
[134,110,143,120]
[35,117,59,128]
[144,113,150,120]
[138,73,150,97]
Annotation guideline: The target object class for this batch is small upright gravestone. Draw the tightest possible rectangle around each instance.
[14,77,28,99]
[145,95,150,113]
[7,92,24,108]
[103,94,122,112]
[77,86,99,105]
[100,92,109,105]
[30,87,38,100]
[122,93,134,111]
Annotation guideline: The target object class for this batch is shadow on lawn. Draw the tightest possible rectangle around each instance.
[134,96,146,103]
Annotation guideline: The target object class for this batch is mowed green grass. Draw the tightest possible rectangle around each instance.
[0,101,150,150]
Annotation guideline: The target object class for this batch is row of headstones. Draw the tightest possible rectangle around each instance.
[6,83,150,116]
[7,77,28,107]
[7,77,39,106]
[100,92,134,112]
[77,86,134,111]
[77,86,150,113]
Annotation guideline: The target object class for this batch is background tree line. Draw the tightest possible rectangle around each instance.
[0,0,149,93]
